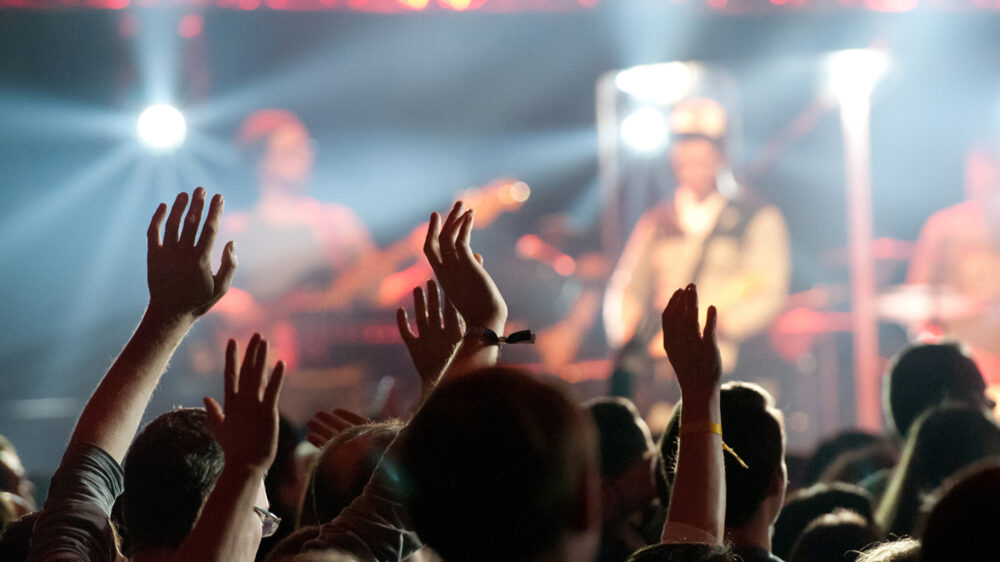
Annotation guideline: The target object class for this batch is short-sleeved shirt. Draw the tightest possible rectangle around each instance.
[28,443,124,562]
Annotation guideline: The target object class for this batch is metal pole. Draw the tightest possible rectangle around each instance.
[840,95,882,431]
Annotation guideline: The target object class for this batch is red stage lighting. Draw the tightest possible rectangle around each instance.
[177,14,203,38]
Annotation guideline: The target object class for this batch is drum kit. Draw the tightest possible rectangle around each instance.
[771,238,1000,397]
[772,235,991,346]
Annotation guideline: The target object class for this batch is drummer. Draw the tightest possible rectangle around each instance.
[907,139,1000,387]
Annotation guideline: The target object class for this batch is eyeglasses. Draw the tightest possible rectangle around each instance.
[253,505,282,538]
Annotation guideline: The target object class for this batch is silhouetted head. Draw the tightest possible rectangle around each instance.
[805,430,880,485]
[121,408,227,554]
[298,420,401,527]
[919,461,1000,562]
[877,403,1000,536]
[787,509,881,562]
[586,397,656,527]
[884,343,988,439]
[397,368,600,562]
[772,482,874,560]
[660,382,786,530]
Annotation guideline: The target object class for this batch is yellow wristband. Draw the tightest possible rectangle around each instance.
[678,421,750,469]
[679,421,722,435]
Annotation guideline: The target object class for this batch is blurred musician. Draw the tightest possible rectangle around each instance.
[907,140,1000,383]
[604,98,791,372]
[211,109,376,370]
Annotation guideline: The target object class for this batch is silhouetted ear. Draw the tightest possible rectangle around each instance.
[768,460,787,499]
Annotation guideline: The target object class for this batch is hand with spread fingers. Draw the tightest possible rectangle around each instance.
[662,284,722,400]
[204,334,285,472]
[65,188,239,464]
[305,408,370,448]
[423,201,507,334]
[178,334,286,561]
[396,279,464,399]
[147,187,237,321]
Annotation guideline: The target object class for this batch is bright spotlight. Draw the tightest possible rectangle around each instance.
[137,104,187,151]
[614,62,699,106]
[826,49,890,102]
[621,108,668,152]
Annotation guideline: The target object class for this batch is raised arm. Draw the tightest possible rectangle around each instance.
[396,279,464,403]
[69,187,236,463]
[423,201,508,373]
[661,284,725,544]
[173,334,285,562]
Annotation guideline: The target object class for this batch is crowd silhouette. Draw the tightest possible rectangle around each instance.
[0,187,998,562]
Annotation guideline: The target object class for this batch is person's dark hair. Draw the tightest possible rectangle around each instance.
[0,511,38,562]
[876,403,1000,537]
[626,542,736,562]
[653,405,682,506]
[120,408,224,553]
[816,439,899,487]
[772,482,875,560]
[397,368,597,562]
[298,420,401,528]
[854,538,920,562]
[787,509,881,562]
[258,416,305,561]
[918,461,1000,562]
[659,382,784,527]
[884,342,985,438]
[585,397,654,479]
[805,430,880,485]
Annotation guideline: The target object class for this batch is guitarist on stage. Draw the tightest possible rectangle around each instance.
[604,98,790,374]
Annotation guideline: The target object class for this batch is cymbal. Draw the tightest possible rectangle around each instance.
[877,284,983,324]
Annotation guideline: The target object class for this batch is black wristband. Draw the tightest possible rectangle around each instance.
[464,326,535,346]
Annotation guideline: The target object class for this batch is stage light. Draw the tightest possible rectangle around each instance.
[510,181,530,203]
[137,104,186,151]
[826,49,890,102]
[620,108,668,152]
[614,62,698,106]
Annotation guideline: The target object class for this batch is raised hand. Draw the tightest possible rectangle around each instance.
[660,284,725,544]
[305,408,370,448]
[396,279,464,398]
[204,334,285,472]
[423,201,507,333]
[147,187,237,320]
[662,284,721,400]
